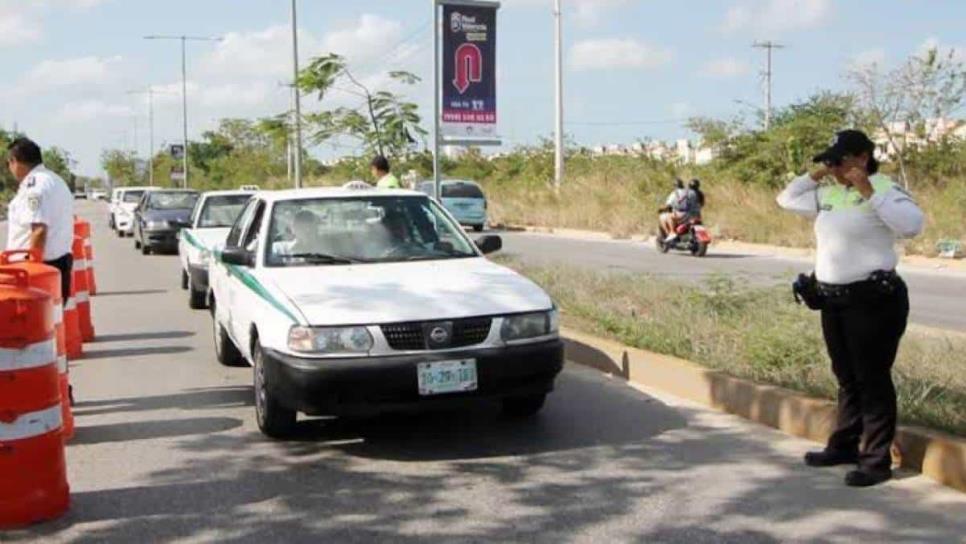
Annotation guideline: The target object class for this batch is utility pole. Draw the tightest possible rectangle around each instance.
[127,87,159,186]
[144,34,222,188]
[553,0,564,189]
[290,0,304,189]
[752,41,784,130]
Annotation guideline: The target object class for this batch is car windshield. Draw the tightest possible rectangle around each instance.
[148,192,198,210]
[266,195,478,267]
[442,182,484,199]
[122,190,145,203]
[198,194,252,228]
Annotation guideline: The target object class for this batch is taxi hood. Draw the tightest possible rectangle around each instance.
[262,257,553,326]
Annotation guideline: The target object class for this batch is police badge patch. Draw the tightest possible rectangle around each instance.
[28,195,41,211]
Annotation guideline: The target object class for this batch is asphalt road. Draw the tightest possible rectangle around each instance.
[499,231,966,333]
[3,200,966,543]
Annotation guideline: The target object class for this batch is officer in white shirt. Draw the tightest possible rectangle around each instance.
[777,129,924,487]
[5,137,75,303]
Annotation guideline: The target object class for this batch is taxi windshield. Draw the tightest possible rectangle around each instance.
[122,190,144,203]
[266,195,477,267]
[148,192,199,210]
[198,194,251,228]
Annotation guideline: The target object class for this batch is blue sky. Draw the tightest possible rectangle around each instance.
[2,0,965,176]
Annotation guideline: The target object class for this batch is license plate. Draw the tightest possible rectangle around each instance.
[417,359,478,396]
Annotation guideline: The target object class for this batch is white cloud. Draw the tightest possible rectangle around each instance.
[700,57,751,78]
[60,100,132,122]
[570,38,672,71]
[320,14,404,63]
[0,4,42,46]
[721,0,831,34]
[22,55,123,88]
[503,0,628,24]
[850,48,886,69]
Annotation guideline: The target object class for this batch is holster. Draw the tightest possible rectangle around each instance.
[792,272,825,311]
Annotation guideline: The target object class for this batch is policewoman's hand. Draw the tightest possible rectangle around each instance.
[844,167,874,199]
[810,165,831,182]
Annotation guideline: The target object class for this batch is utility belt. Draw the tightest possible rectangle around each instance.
[794,270,902,310]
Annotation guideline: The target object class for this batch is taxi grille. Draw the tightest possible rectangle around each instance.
[381,318,493,351]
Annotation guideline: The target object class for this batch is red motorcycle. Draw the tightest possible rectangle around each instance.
[656,210,711,257]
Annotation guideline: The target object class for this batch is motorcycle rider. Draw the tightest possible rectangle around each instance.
[660,178,698,243]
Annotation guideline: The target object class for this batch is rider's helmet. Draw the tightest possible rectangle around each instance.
[689,178,701,189]
[674,178,685,189]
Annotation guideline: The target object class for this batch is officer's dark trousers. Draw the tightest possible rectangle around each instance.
[44,253,73,306]
[820,279,909,472]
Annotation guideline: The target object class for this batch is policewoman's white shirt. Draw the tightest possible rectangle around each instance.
[777,173,924,285]
[6,164,75,261]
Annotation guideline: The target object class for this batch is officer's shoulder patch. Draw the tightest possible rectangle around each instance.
[26,178,36,188]
[27,195,41,211]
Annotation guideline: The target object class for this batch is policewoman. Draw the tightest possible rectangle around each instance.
[5,137,75,303]
[777,129,924,487]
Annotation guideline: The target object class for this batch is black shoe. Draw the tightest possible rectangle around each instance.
[804,450,858,467]
[845,469,892,487]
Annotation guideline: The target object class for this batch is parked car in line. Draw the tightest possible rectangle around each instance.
[133,189,200,255]
[110,186,158,236]
[179,189,255,309]
[207,186,563,438]
[417,179,488,231]
[89,189,108,201]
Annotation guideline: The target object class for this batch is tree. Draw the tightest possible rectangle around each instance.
[298,53,427,160]
[101,149,140,186]
[848,47,966,187]
[43,147,77,192]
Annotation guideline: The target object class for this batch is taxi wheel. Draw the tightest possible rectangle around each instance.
[502,393,546,418]
[254,340,296,438]
[134,237,141,249]
[188,281,206,310]
[181,270,189,290]
[212,305,244,367]
[141,243,151,255]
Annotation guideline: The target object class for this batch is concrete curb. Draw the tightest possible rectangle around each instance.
[562,327,966,493]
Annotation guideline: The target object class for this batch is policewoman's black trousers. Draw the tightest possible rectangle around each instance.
[820,278,909,472]
[44,253,73,306]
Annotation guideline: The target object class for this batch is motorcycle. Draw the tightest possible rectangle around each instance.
[656,208,711,257]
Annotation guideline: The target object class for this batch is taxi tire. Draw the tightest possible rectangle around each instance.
[473,224,484,232]
[502,394,546,418]
[141,243,151,255]
[134,237,141,249]
[181,270,188,290]
[188,283,206,310]
[212,306,244,367]
[254,340,296,438]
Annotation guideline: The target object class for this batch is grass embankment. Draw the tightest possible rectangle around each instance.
[497,257,966,437]
[479,155,966,257]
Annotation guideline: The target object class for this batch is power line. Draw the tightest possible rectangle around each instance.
[568,119,688,127]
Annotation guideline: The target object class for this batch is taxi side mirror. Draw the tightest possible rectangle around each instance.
[475,235,502,255]
[221,247,254,267]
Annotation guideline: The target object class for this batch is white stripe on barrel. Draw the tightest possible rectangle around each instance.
[52,304,64,325]
[65,298,77,311]
[0,338,57,371]
[57,355,68,374]
[76,291,90,303]
[74,259,87,271]
[0,404,63,441]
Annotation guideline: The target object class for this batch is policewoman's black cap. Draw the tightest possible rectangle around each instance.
[812,129,875,163]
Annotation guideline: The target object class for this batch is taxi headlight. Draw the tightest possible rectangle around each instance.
[287,326,373,354]
[198,249,211,268]
[501,309,559,341]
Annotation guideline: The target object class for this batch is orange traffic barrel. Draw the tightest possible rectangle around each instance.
[72,237,94,342]
[0,268,70,528]
[0,250,73,441]
[64,261,83,360]
[84,235,97,296]
[75,217,97,296]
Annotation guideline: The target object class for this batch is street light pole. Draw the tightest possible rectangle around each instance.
[126,86,160,186]
[432,0,442,201]
[291,0,304,189]
[144,34,222,189]
[553,0,564,189]
[752,41,785,130]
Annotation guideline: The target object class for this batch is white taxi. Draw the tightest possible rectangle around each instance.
[207,187,563,438]
[109,186,157,236]
[178,190,255,309]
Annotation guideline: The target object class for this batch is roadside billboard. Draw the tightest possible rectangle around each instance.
[441,2,498,141]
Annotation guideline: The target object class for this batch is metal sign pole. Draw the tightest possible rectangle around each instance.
[433,0,442,202]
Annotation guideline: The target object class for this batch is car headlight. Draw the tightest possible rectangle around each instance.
[287,326,374,354]
[501,309,559,341]
[146,220,169,229]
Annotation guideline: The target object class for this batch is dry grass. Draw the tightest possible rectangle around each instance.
[498,257,966,437]
[481,158,964,256]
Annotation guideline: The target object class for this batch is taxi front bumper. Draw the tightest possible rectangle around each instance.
[261,339,564,416]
